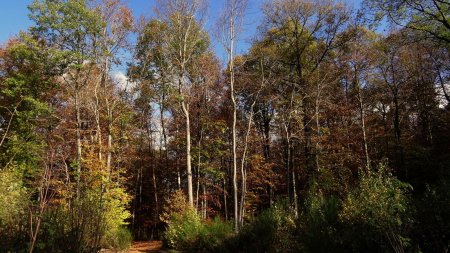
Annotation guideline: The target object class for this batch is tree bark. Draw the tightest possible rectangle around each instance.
[181,97,193,206]
[355,69,370,170]
[75,87,82,197]
[229,16,239,232]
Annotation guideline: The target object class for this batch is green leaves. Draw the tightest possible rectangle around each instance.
[366,0,450,43]
[0,164,30,250]
[28,0,104,64]
[0,166,29,226]
[0,37,56,168]
[339,163,412,250]
[340,163,411,228]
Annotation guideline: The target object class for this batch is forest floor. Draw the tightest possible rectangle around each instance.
[102,241,167,253]
[127,241,164,253]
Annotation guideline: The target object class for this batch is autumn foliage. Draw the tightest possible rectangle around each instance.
[0,0,449,252]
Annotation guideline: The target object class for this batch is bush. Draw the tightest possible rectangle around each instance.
[228,202,298,253]
[101,187,132,251]
[160,190,190,225]
[164,206,204,249]
[103,226,133,251]
[299,190,343,253]
[162,191,233,252]
[33,184,131,253]
[340,163,412,252]
[164,209,234,252]
[414,181,450,252]
[0,165,29,251]
[161,166,413,253]
[196,217,234,253]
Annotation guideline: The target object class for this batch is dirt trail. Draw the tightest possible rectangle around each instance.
[102,241,164,253]
[127,241,163,253]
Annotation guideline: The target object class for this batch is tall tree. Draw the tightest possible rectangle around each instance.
[29,0,104,196]
[366,0,450,43]
[155,0,209,207]
[217,0,248,231]
[261,0,349,208]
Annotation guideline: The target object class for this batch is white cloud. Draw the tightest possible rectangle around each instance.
[111,71,136,91]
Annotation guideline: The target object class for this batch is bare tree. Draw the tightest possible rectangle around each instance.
[156,0,208,207]
[216,0,248,231]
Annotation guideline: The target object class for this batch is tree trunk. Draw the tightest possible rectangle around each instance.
[75,88,82,197]
[356,74,370,170]
[227,14,239,232]
[94,80,103,164]
[239,101,255,227]
[291,144,298,217]
[181,99,193,207]
[315,81,321,172]
[223,174,228,220]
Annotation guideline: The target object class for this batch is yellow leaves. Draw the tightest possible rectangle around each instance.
[160,190,190,224]
[0,166,29,226]
[339,163,411,230]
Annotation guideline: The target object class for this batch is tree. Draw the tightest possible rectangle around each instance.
[155,0,209,207]
[29,0,104,196]
[0,36,60,253]
[216,0,248,231]
[93,0,133,177]
[260,0,349,210]
[339,24,379,170]
[366,0,450,43]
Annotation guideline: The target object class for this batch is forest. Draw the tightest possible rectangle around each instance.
[0,0,449,252]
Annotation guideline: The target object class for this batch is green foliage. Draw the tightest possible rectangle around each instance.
[101,187,132,251]
[366,0,450,43]
[164,207,204,250]
[228,202,298,253]
[164,208,234,252]
[28,0,103,62]
[299,191,342,253]
[0,37,54,169]
[35,185,131,253]
[162,191,233,253]
[340,163,412,252]
[0,166,29,226]
[198,217,234,252]
[103,226,133,251]
[0,166,29,250]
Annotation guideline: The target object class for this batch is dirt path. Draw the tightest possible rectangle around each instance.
[127,241,163,253]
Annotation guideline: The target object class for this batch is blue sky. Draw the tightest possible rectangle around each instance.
[0,0,361,64]
[0,1,33,42]
[0,0,264,62]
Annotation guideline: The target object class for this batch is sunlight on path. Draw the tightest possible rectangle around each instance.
[101,241,164,253]
[127,241,163,253]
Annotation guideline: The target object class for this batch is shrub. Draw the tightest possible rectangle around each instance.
[0,166,29,225]
[164,208,235,252]
[162,191,233,252]
[195,217,233,253]
[164,206,204,249]
[103,226,133,251]
[101,187,132,251]
[340,163,412,252]
[33,183,131,253]
[160,190,190,225]
[229,202,298,253]
[299,190,343,253]
[0,165,29,251]
[414,181,450,252]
